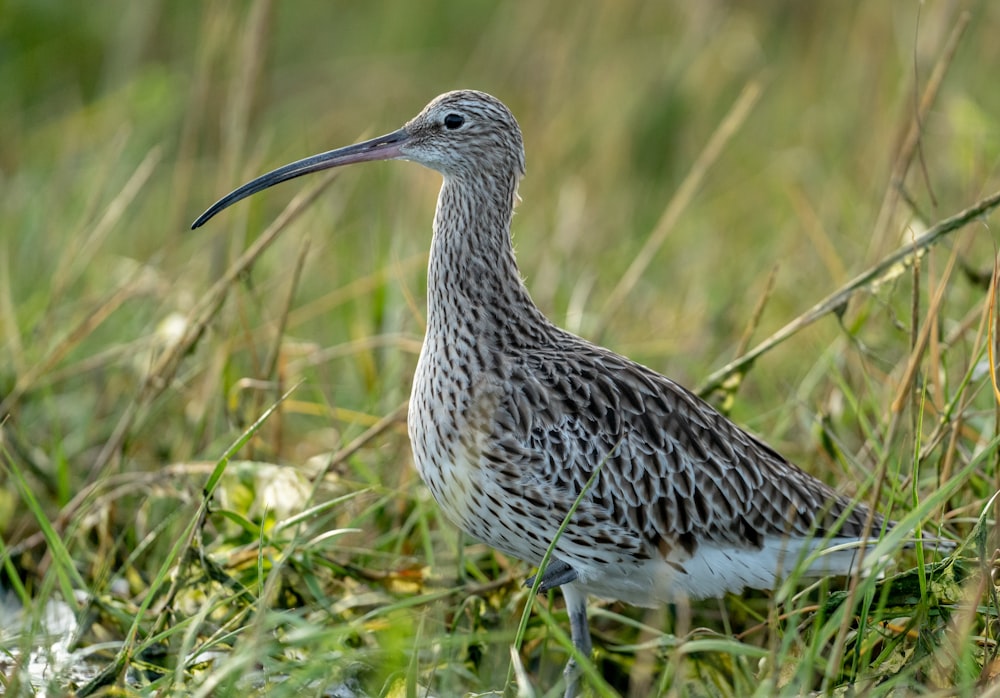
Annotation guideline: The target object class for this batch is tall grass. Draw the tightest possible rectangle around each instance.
[2,2,999,696]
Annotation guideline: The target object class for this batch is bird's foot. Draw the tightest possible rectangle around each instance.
[524,558,578,592]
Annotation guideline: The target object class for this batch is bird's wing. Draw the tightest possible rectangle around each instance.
[487,339,881,559]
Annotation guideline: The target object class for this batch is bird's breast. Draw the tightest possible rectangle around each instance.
[407,333,505,534]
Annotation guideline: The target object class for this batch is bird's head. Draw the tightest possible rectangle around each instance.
[192,89,525,229]
[400,90,526,181]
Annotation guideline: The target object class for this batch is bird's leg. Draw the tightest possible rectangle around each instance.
[523,562,590,696]
[560,583,591,698]
[524,558,578,591]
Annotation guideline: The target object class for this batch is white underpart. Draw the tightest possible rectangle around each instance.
[573,536,878,605]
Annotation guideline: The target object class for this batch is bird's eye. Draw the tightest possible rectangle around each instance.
[443,113,465,130]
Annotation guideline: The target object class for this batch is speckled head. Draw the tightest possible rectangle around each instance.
[401,90,526,181]
[191,89,525,229]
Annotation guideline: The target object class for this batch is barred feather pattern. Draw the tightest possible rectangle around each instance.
[404,90,884,606]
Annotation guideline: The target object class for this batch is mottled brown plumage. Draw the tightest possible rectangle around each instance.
[194,90,915,697]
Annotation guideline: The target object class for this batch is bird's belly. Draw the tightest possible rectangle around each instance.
[573,547,783,605]
[573,536,871,606]
[409,440,546,563]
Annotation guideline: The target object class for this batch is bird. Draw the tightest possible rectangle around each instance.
[192,90,931,697]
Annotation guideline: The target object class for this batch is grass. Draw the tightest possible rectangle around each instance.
[2,2,1000,696]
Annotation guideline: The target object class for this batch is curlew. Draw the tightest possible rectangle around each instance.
[193,90,937,696]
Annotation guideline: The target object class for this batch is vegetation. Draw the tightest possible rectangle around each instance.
[2,2,999,696]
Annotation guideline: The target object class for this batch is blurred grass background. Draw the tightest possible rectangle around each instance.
[2,1,1000,696]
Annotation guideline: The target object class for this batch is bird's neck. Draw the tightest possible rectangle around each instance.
[426,173,549,346]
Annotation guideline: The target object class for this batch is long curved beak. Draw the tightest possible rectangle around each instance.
[191,127,410,229]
